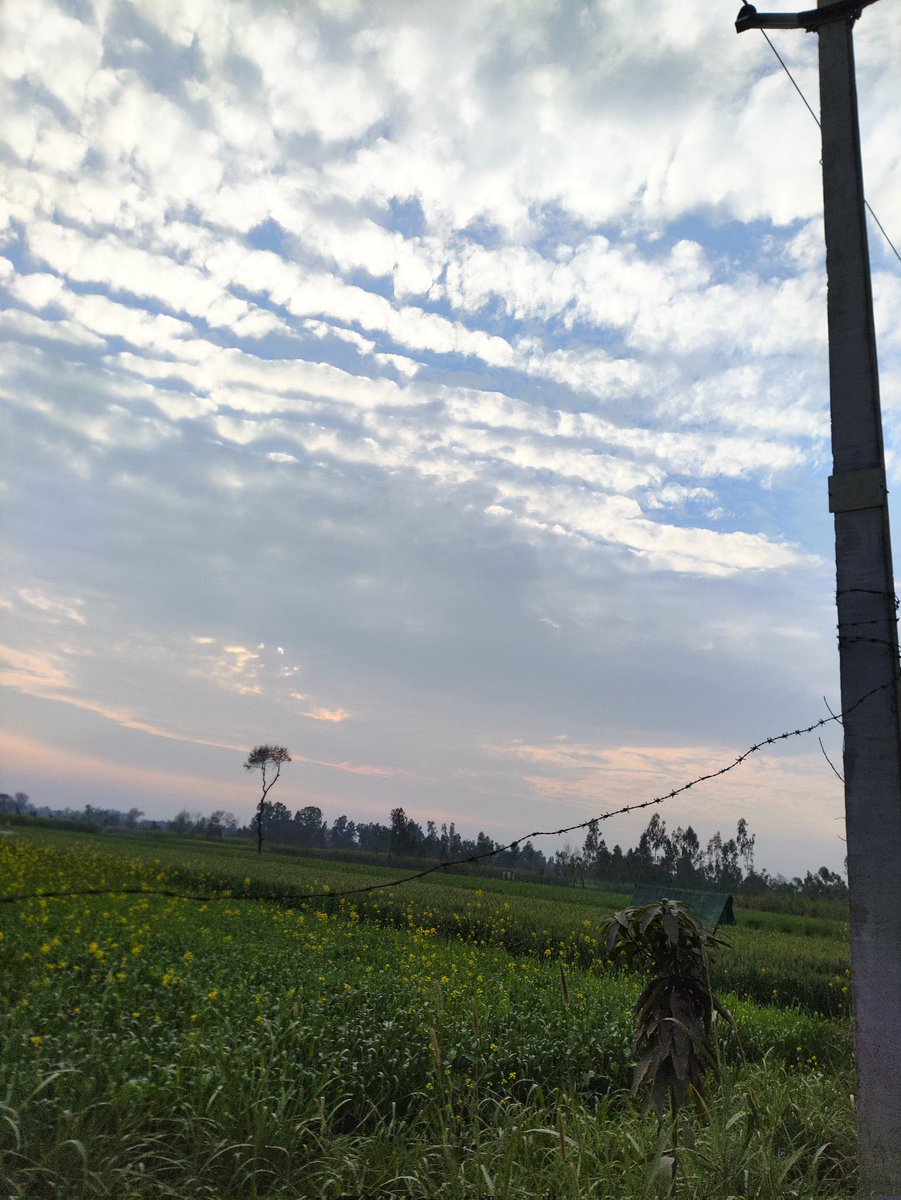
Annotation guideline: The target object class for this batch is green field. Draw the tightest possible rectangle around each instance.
[0,829,856,1198]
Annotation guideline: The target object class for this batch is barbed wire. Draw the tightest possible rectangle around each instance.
[837,636,901,655]
[837,617,897,630]
[835,588,901,655]
[836,588,899,605]
[1,682,888,910]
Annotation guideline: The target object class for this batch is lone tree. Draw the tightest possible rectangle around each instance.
[243,745,291,855]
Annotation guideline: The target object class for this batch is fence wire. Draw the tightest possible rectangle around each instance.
[1,681,889,909]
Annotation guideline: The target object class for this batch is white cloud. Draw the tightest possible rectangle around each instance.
[18,588,86,625]
[0,0,895,874]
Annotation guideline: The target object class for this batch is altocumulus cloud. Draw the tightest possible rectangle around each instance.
[0,0,899,875]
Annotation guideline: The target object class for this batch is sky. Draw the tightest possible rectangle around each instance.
[1,0,900,878]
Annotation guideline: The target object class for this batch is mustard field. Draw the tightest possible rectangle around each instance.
[0,829,856,1198]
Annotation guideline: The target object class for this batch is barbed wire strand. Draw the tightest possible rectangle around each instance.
[1,682,888,909]
[838,636,901,653]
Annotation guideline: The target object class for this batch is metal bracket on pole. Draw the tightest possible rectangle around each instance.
[829,466,887,513]
[735,0,878,34]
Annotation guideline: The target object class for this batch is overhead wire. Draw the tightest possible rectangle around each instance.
[759,29,901,267]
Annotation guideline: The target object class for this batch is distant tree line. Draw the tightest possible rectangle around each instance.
[232,802,545,872]
[174,801,849,898]
[2,788,848,900]
[557,814,760,892]
[559,813,847,899]
[0,792,32,816]
[0,793,150,831]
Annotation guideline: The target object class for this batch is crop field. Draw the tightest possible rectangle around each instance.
[1,829,856,1199]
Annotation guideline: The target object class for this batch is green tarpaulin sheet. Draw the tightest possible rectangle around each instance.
[628,884,735,927]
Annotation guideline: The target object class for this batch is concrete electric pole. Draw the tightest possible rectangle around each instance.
[735,2,901,1197]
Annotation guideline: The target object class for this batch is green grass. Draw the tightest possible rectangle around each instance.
[0,829,856,1198]
[3,828,852,1015]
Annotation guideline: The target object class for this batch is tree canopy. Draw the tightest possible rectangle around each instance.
[243,744,291,854]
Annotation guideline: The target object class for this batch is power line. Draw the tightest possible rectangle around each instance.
[761,30,820,126]
[760,30,901,268]
[1,682,887,909]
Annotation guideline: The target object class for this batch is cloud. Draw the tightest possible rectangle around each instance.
[0,641,242,750]
[488,733,847,866]
[0,644,74,695]
[0,727,250,809]
[1,0,896,877]
[18,588,86,625]
[302,707,351,723]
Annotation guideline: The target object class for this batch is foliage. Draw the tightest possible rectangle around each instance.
[602,901,731,1119]
[243,744,291,855]
[0,831,857,1199]
[7,788,849,908]
[0,792,30,815]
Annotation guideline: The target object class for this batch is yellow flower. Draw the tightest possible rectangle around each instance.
[30,1035,42,1048]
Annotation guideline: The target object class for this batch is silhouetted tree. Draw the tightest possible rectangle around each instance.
[389,807,422,855]
[265,800,293,841]
[329,814,356,849]
[793,865,848,900]
[671,825,702,884]
[475,830,495,860]
[440,822,463,858]
[170,809,193,835]
[294,804,327,847]
[736,817,755,875]
[206,810,237,839]
[423,820,441,857]
[244,745,291,854]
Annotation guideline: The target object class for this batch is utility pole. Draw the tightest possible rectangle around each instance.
[736,3,901,1197]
